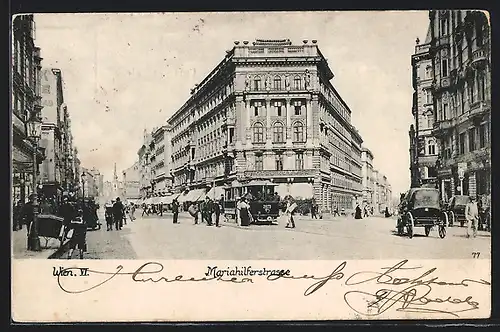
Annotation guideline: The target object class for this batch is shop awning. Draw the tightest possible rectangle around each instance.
[205,186,225,200]
[183,189,206,202]
[150,197,162,205]
[177,191,190,202]
[144,197,153,205]
[162,193,180,204]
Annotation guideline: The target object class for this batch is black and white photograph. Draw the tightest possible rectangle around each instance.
[11,10,492,321]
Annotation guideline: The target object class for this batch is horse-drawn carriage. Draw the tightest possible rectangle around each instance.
[223,180,281,224]
[397,187,448,239]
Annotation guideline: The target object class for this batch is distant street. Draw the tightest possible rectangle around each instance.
[77,209,491,260]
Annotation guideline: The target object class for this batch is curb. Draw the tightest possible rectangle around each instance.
[47,239,71,259]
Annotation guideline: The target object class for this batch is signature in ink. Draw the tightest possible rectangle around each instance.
[343,260,490,317]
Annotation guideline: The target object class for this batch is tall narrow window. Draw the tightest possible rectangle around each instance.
[460,89,465,114]
[425,89,432,104]
[293,121,304,142]
[273,122,284,143]
[254,76,261,91]
[428,141,436,155]
[478,74,486,101]
[443,103,449,120]
[459,132,466,154]
[255,154,263,171]
[476,22,484,47]
[274,101,283,116]
[293,100,302,115]
[427,113,433,128]
[229,127,234,143]
[294,76,302,90]
[468,79,475,104]
[274,76,282,90]
[253,122,264,143]
[253,101,262,116]
[295,152,304,170]
[442,59,448,77]
[468,128,476,152]
[275,154,283,171]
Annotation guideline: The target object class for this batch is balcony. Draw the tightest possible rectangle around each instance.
[469,100,490,123]
[431,119,454,138]
[244,169,316,179]
[471,48,488,68]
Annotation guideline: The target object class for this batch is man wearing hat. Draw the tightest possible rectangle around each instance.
[465,195,479,238]
[112,197,125,230]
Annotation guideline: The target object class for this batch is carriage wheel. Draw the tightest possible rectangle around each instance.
[438,225,446,238]
[425,226,431,237]
[406,212,414,239]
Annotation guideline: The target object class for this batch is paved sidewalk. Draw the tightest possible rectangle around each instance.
[12,227,62,259]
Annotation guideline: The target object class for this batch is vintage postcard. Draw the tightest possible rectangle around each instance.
[11,11,491,322]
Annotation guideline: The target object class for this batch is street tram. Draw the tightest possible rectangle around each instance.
[223,179,281,224]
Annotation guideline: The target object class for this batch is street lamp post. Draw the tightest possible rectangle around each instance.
[81,172,87,199]
[26,111,43,251]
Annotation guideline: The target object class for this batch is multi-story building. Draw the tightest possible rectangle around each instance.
[122,161,141,201]
[428,10,491,201]
[361,147,375,206]
[150,125,173,195]
[12,14,45,204]
[81,166,98,198]
[167,39,364,212]
[410,32,439,187]
[88,167,103,198]
[59,103,77,193]
[138,129,154,197]
[39,68,68,198]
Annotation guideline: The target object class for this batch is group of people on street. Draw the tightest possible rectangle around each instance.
[187,195,224,227]
[105,197,135,231]
[464,195,491,238]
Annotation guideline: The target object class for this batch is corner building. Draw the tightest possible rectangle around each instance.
[168,39,363,212]
[428,11,491,201]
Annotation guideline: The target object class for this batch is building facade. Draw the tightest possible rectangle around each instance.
[428,10,491,201]
[138,129,154,197]
[361,147,375,205]
[150,125,173,195]
[122,161,141,200]
[39,68,72,198]
[12,14,45,204]
[410,31,439,187]
[167,39,363,212]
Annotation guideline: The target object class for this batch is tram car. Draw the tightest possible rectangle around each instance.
[223,179,281,224]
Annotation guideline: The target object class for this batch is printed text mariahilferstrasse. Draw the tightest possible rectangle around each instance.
[205,266,290,278]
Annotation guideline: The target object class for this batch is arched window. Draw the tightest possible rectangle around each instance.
[292,121,304,142]
[253,122,264,143]
[253,76,261,91]
[273,122,284,143]
[274,76,282,90]
[294,76,302,90]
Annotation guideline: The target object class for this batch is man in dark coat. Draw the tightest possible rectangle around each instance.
[214,199,221,227]
[22,194,37,249]
[112,197,125,230]
[355,204,363,219]
[172,198,179,224]
[59,197,76,239]
[13,200,23,231]
[204,197,213,226]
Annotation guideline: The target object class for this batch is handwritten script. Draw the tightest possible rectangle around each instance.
[54,260,489,318]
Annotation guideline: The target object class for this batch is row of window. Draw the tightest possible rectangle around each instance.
[319,81,351,123]
[249,75,305,91]
[253,152,305,171]
[436,72,488,121]
[252,121,305,143]
[251,99,305,117]
[458,123,489,155]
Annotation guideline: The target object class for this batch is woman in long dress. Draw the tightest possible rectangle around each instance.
[239,198,251,227]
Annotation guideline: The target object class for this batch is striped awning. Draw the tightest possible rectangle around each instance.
[205,186,225,200]
[177,191,190,202]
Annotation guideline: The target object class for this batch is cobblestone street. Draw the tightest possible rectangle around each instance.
[73,210,491,260]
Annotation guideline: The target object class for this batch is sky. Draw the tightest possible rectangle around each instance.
[33,11,430,197]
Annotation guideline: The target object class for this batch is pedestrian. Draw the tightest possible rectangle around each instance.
[384,206,391,218]
[214,198,221,227]
[172,198,180,224]
[465,196,479,238]
[333,205,340,217]
[112,197,125,230]
[239,197,251,227]
[311,198,318,219]
[355,204,363,219]
[188,202,199,224]
[363,206,369,218]
[13,200,23,231]
[22,194,37,249]
[59,196,76,239]
[105,202,114,231]
[67,207,87,259]
[285,197,297,228]
[204,197,214,226]
[130,203,136,221]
